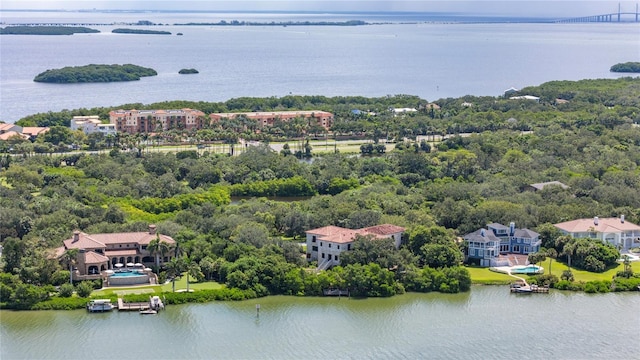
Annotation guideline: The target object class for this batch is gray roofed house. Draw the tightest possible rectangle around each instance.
[527,181,569,191]
[464,222,541,267]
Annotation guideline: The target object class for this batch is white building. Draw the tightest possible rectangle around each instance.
[305,224,404,270]
[554,216,640,250]
[70,116,117,135]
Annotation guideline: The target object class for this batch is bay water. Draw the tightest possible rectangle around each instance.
[1,11,639,123]
[2,286,639,359]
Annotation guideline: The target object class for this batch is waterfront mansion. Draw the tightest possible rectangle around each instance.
[463,222,541,267]
[305,224,405,270]
[554,216,640,251]
[56,225,175,281]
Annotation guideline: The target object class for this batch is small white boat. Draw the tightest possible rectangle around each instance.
[139,309,157,315]
[87,299,115,312]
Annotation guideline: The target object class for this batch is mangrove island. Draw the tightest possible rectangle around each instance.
[33,64,158,83]
[0,26,100,35]
[610,62,640,73]
[112,28,172,35]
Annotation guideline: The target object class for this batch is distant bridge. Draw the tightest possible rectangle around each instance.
[555,3,639,23]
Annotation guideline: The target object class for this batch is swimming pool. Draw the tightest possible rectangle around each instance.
[110,270,144,277]
[107,270,150,286]
[510,265,544,274]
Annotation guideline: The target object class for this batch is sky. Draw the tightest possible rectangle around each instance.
[0,1,635,17]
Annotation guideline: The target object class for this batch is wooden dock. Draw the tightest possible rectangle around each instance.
[510,284,550,294]
[323,289,349,297]
[117,298,150,311]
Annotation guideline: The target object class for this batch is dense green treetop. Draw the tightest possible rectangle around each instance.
[610,62,640,73]
[33,64,157,84]
[2,77,640,307]
[0,26,100,35]
[179,68,199,74]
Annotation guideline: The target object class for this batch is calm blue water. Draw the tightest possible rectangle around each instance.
[511,265,544,274]
[110,271,145,277]
[2,286,639,360]
[1,11,639,123]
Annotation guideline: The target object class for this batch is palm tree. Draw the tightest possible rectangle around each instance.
[147,237,161,269]
[186,259,203,293]
[165,257,186,292]
[61,248,79,284]
[546,248,557,275]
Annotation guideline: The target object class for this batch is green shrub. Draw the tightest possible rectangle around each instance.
[30,297,88,310]
[584,280,611,293]
[75,281,94,298]
[554,280,585,291]
[58,283,74,297]
[612,277,640,291]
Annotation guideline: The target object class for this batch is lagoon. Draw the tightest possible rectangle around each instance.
[1,286,638,359]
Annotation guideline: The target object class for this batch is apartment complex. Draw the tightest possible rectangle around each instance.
[210,111,334,130]
[70,116,117,135]
[109,108,206,133]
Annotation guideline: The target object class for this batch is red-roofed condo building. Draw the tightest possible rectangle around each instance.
[109,108,206,133]
[305,224,405,270]
[210,111,334,130]
[56,225,175,281]
[554,216,640,250]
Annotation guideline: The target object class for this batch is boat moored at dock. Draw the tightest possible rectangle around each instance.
[87,299,115,312]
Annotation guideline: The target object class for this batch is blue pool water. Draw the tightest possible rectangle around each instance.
[511,266,543,274]
[110,271,145,278]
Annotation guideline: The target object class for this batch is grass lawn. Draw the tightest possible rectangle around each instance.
[92,279,224,297]
[468,260,640,285]
[539,259,640,282]
[92,285,162,297]
[466,266,514,285]
[160,277,225,292]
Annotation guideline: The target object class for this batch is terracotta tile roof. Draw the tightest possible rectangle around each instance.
[87,232,174,246]
[362,224,405,236]
[21,127,49,136]
[307,224,403,244]
[63,230,175,251]
[0,123,18,132]
[105,249,138,256]
[84,251,109,264]
[0,131,25,141]
[53,246,66,259]
[63,232,106,250]
[554,217,640,233]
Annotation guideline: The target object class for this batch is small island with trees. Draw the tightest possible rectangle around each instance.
[0,26,100,35]
[610,62,640,73]
[33,64,158,83]
[112,28,172,35]
[179,68,199,74]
